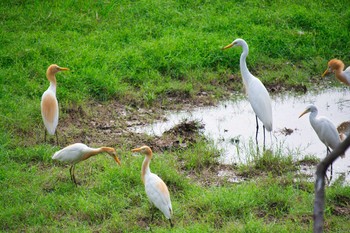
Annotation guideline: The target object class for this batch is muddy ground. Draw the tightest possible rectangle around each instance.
[36,82,314,186]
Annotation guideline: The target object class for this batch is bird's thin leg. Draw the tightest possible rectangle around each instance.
[70,164,78,186]
[150,206,155,223]
[72,165,78,186]
[255,115,259,145]
[327,147,333,182]
[69,165,74,182]
[263,125,266,151]
[55,131,59,146]
[44,130,47,143]
[169,219,174,228]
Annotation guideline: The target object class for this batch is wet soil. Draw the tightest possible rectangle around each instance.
[37,82,346,187]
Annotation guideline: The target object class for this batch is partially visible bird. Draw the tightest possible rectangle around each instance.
[222,38,273,147]
[131,145,173,228]
[337,120,350,141]
[299,105,344,180]
[41,64,69,145]
[322,59,350,86]
[52,143,121,186]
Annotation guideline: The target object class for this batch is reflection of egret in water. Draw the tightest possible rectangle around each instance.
[132,87,350,182]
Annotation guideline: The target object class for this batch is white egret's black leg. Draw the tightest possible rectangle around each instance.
[263,125,266,150]
[255,115,259,145]
[169,219,173,228]
[327,147,333,182]
[44,130,47,143]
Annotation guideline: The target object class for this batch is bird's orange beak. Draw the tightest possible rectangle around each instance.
[298,109,309,118]
[114,156,121,165]
[131,147,142,153]
[322,68,330,77]
[222,43,234,50]
[59,67,69,71]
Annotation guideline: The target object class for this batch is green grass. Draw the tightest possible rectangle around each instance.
[1,0,350,232]
[1,142,349,232]
[1,0,350,141]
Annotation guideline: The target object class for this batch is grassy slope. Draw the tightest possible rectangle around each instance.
[1,0,350,232]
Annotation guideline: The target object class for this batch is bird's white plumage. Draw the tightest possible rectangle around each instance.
[226,38,273,132]
[132,146,173,224]
[344,66,350,84]
[52,143,90,163]
[246,75,273,131]
[306,106,341,150]
[300,105,342,158]
[41,86,58,135]
[144,172,172,219]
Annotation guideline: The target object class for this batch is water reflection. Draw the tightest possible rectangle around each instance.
[133,87,350,182]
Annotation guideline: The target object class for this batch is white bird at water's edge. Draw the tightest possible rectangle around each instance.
[322,59,350,86]
[299,104,344,181]
[131,145,173,228]
[41,64,69,145]
[222,38,273,147]
[52,143,121,186]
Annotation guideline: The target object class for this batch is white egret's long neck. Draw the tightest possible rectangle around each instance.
[239,43,252,86]
[309,110,318,128]
[141,152,152,184]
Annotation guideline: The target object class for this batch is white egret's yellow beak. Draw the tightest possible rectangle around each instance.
[298,109,310,118]
[222,42,235,50]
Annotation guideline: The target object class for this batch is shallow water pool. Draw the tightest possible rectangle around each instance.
[134,87,350,182]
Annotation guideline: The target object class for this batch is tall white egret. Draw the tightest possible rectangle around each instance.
[299,104,344,179]
[52,143,121,186]
[222,38,272,147]
[322,59,350,86]
[131,145,173,228]
[41,64,69,145]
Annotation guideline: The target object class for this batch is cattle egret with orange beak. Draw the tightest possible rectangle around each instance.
[131,145,173,228]
[52,143,121,186]
[41,64,69,144]
[322,59,350,86]
[222,38,272,148]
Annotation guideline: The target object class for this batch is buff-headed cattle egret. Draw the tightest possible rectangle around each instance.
[52,143,121,186]
[41,64,69,145]
[322,59,350,86]
[131,145,173,228]
[337,121,350,141]
[299,104,344,180]
[222,38,272,147]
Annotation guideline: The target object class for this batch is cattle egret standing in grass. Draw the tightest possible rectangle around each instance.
[322,59,350,86]
[41,64,69,145]
[131,145,173,228]
[52,143,121,186]
[222,38,272,147]
[299,104,344,180]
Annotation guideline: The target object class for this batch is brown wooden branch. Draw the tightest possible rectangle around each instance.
[313,135,350,233]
